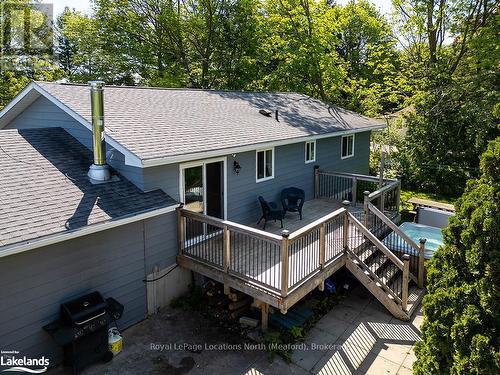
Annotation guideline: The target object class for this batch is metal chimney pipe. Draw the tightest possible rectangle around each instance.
[87,81,110,182]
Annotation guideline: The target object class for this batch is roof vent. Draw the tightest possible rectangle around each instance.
[87,81,111,182]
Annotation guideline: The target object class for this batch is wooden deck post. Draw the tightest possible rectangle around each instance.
[363,191,370,227]
[418,238,426,288]
[402,254,410,312]
[314,165,320,199]
[223,225,231,294]
[342,200,350,251]
[177,205,185,255]
[281,230,290,298]
[351,178,357,205]
[223,225,230,272]
[261,302,269,332]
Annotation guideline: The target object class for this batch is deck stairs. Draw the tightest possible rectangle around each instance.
[346,243,424,320]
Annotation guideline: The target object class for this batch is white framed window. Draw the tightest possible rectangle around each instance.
[256,148,274,182]
[341,134,355,159]
[305,140,316,163]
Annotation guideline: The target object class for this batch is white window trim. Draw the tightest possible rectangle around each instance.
[341,134,355,159]
[256,148,275,182]
[305,140,316,164]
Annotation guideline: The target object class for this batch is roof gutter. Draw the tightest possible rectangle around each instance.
[0,203,180,259]
[141,124,386,167]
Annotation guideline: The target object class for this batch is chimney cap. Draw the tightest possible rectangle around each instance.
[88,81,105,90]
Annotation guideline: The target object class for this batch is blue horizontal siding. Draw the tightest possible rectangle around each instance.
[0,211,178,369]
[140,132,371,225]
[226,132,371,224]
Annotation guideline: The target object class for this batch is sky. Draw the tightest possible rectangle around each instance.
[44,0,393,17]
[45,0,92,16]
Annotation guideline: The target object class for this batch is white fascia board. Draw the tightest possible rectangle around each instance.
[0,82,39,128]
[0,204,180,259]
[141,124,386,167]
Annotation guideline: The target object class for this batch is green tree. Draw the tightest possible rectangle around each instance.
[254,0,402,114]
[393,1,500,196]
[334,0,402,115]
[414,138,500,374]
[58,9,135,83]
[92,0,260,88]
[55,7,77,78]
[0,0,63,108]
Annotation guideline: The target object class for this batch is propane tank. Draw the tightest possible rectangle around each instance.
[108,327,123,356]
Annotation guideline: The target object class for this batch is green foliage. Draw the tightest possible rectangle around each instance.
[414,138,500,374]
[393,1,500,197]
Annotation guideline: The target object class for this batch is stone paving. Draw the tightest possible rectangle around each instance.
[49,285,422,375]
[287,286,422,375]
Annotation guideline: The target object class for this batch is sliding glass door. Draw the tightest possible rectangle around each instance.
[181,158,226,242]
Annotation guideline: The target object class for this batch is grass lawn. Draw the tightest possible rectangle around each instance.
[399,189,457,221]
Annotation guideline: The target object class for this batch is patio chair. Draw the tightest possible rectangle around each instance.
[257,196,284,230]
[281,187,305,220]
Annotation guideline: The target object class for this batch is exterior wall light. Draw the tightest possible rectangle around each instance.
[233,161,242,175]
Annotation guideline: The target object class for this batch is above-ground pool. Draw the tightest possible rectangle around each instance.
[383,222,444,259]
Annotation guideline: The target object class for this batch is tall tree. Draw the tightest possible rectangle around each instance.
[255,0,343,100]
[414,138,500,374]
[58,9,135,83]
[55,7,77,78]
[394,0,500,195]
[93,0,259,88]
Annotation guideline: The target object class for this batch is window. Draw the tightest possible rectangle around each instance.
[256,148,274,182]
[341,134,355,159]
[305,141,316,163]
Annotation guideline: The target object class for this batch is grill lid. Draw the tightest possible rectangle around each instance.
[61,291,107,325]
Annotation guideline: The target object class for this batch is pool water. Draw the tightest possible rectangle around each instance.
[383,222,444,259]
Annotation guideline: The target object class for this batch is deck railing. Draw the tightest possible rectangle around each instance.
[315,169,401,216]
[365,202,425,287]
[286,208,345,292]
[346,212,405,304]
[178,207,347,298]
[178,209,283,293]
[178,208,418,308]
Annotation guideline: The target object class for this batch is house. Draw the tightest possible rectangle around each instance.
[0,81,424,368]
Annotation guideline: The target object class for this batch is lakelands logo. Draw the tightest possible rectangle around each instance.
[0,351,49,373]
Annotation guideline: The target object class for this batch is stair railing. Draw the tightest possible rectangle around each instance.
[365,202,421,285]
[346,211,410,310]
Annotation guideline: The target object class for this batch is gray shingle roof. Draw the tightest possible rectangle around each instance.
[36,82,384,162]
[0,128,176,248]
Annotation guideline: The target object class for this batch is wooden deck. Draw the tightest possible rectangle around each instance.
[176,172,424,325]
[248,198,361,235]
[177,198,366,312]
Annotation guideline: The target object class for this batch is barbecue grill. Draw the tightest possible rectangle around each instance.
[44,291,123,374]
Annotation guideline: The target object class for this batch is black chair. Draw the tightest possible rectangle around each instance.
[257,196,284,230]
[281,187,305,220]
